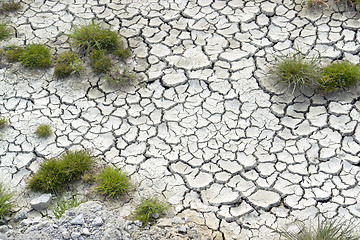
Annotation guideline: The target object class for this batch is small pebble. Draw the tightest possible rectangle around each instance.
[92,217,103,227]
[0,225,8,233]
[71,231,81,238]
[82,228,91,236]
[70,214,85,225]
[134,220,143,227]
[151,213,160,219]
[62,231,70,240]
[177,225,188,234]
[0,233,7,240]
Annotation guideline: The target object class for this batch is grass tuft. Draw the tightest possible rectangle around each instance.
[19,44,52,69]
[67,21,131,76]
[67,21,120,53]
[5,45,23,62]
[105,68,135,87]
[0,183,13,220]
[318,61,360,93]
[95,166,129,198]
[54,51,82,78]
[89,50,112,74]
[0,117,8,128]
[1,1,21,12]
[353,0,360,9]
[134,197,168,225]
[50,194,83,219]
[35,124,52,138]
[273,217,360,240]
[0,23,10,41]
[307,0,328,7]
[27,150,94,192]
[113,47,132,60]
[268,52,321,91]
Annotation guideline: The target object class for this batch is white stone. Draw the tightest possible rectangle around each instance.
[70,214,85,225]
[30,194,52,211]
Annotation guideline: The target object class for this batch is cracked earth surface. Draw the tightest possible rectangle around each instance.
[1,0,360,239]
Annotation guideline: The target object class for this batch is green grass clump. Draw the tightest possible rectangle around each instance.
[0,117,8,128]
[269,53,321,91]
[5,45,23,62]
[67,21,120,53]
[27,150,95,192]
[35,124,52,138]
[0,23,10,41]
[105,68,135,86]
[0,48,4,59]
[19,44,52,69]
[95,166,129,198]
[1,1,21,12]
[54,51,82,78]
[274,217,360,240]
[0,183,13,220]
[318,61,360,93]
[307,0,327,7]
[50,194,83,219]
[89,50,112,73]
[113,47,132,60]
[67,21,131,76]
[353,0,360,9]
[134,197,168,225]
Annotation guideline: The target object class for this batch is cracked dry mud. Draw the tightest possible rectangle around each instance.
[1,0,360,239]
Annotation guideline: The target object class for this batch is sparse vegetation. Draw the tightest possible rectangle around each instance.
[28,150,95,192]
[67,21,131,76]
[353,0,360,9]
[268,52,321,91]
[54,51,82,78]
[81,165,99,183]
[337,0,360,10]
[0,183,13,220]
[307,0,328,7]
[67,21,120,53]
[273,217,360,240]
[318,61,360,93]
[105,68,135,86]
[5,45,23,62]
[89,50,112,73]
[1,1,21,12]
[0,117,7,128]
[113,47,132,60]
[35,124,52,138]
[50,194,83,219]
[0,22,10,40]
[95,166,129,198]
[19,44,52,69]
[70,58,82,75]
[134,197,167,225]
[0,48,4,59]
